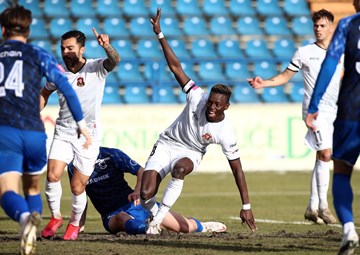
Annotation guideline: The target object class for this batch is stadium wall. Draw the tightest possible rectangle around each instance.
[41,104,360,172]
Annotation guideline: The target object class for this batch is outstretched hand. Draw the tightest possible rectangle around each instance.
[247,77,265,89]
[92,27,110,48]
[150,8,162,34]
[240,209,256,232]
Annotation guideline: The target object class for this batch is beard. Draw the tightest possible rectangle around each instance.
[63,54,80,68]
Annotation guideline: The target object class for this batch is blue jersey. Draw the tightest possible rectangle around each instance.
[68,147,141,217]
[0,40,84,131]
[308,13,360,122]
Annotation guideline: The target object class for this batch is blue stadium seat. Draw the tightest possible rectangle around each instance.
[29,18,49,39]
[256,0,283,16]
[117,61,145,82]
[105,72,119,85]
[70,0,95,17]
[202,0,228,16]
[113,39,137,59]
[283,0,310,16]
[103,17,130,38]
[123,0,149,17]
[190,39,217,58]
[232,83,261,103]
[44,0,70,18]
[292,16,314,36]
[123,85,151,104]
[144,62,172,82]
[102,86,122,104]
[272,38,296,60]
[96,0,122,17]
[253,60,278,78]
[169,39,191,59]
[160,17,183,37]
[217,39,244,58]
[76,18,102,38]
[30,39,54,55]
[181,61,199,81]
[47,91,60,105]
[129,17,154,37]
[261,87,289,103]
[149,0,176,16]
[137,39,162,59]
[236,16,263,35]
[264,16,292,36]
[49,18,72,38]
[289,82,304,102]
[19,0,43,17]
[154,86,179,104]
[301,37,316,46]
[225,61,251,81]
[0,1,7,13]
[183,16,210,36]
[84,40,104,59]
[176,0,202,16]
[198,61,226,82]
[209,16,236,36]
[229,0,256,16]
[245,39,272,59]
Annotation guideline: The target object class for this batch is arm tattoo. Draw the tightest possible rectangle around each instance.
[103,44,120,71]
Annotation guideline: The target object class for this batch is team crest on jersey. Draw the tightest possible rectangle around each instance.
[202,133,212,141]
[77,77,85,87]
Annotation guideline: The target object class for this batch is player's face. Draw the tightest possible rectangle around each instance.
[313,17,333,43]
[205,92,229,122]
[61,38,85,68]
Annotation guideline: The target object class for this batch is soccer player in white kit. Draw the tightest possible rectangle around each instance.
[40,29,120,240]
[248,9,342,224]
[140,9,256,235]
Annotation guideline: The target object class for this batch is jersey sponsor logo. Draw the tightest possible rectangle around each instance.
[202,132,212,141]
[87,173,110,184]
[77,77,85,87]
[0,50,22,58]
[309,57,320,61]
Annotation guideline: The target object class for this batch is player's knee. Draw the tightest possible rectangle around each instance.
[47,172,61,182]
[318,150,332,162]
[172,166,190,179]
[140,188,154,201]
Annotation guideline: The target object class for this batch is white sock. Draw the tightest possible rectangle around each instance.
[140,196,159,216]
[70,192,87,226]
[153,178,184,224]
[45,180,62,219]
[343,222,355,235]
[316,160,330,210]
[19,212,30,235]
[309,165,319,211]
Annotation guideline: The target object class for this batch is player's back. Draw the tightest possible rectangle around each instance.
[0,41,58,131]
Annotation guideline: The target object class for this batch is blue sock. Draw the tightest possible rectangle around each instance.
[333,173,353,224]
[124,219,147,235]
[25,193,42,214]
[192,217,204,232]
[1,191,29,222]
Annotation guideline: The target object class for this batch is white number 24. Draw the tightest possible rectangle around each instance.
[0,60,25,97]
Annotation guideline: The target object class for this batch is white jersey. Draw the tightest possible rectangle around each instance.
[46,58,108,141]
[160,80,240,160]
[287,43,343,119]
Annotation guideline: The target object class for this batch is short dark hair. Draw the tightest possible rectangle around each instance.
[61,30,86,47]
[210,84,232,102]
[312,9,334,23]
[0,5,32,38]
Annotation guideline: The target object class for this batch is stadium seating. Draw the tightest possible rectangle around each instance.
[19,0,43,17]
[123,85,151,104]
[47,91,59,105]
[84,39,105,59]
[292,16,314,36]
[149,0,176,16]
[96,0,122,17]
[70,0,95,18]
[160,16,183,37]
[103,17,130,38]
[225,61,252,81]
[176,0,202,16]
[256,0,283,16]
[198,61,226,82]
[264,16,292,36]
[76,18,102,38]
[43,0,70,18]
[289,81,304,102]
[123,0,149,17]
[253,60,278,79]
[209,16,236,36]
[113,39,138,59]
[244,39,272,59]
[229,0,256,16]
[261,87,289,103]
[30,39,54,55]
[137,39,162,59]
[232,83,261,103]
[283,0,310,16]
[202,0,228,16]
[301,37,316,46]
[183,16,210,36]
[117,61,145,83]
[102,86,122,104]
[236,16,263,36]
[217,39,244,58]
[144,62,172,82]
[29,18,49,39]
[190,39,217,58]
[153,85,179,104]
[49,18,72,38]
[181,61,200,81]
[272,38,296,60]
[168,39,191,59]
[129,17,154,37]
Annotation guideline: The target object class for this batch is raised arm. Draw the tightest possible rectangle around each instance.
[228,159,256,232]
[247,68,296,89]
[150,8,190,88]
[92,28,121,72]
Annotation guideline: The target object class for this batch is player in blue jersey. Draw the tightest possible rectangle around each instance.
[68,147,227,235]
[305,1,360,254]
[0,5,91,255]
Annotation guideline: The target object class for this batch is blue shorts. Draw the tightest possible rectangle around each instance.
[0,126,47,175]
[332,119,360,166]
[102,202,151,234]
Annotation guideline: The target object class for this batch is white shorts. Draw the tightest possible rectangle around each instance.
[304,112,336,151]
[48,138,100,176]
[144,138,202,179]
